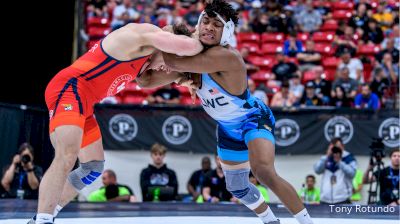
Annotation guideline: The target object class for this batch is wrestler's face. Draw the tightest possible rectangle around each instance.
[198,14,224,46]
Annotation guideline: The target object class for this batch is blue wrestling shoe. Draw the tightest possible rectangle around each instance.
[265,220,280,224]
[27,215,54,224]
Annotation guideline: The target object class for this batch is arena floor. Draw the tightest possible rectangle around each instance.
[0,200,398,224]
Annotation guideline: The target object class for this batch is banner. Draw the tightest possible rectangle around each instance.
[95,105,399,155]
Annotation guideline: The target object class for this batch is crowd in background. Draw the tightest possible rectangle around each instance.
[85,0,399,110]
[1,141,399,206]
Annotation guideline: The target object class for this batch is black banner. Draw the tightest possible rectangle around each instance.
[95,105,399,155]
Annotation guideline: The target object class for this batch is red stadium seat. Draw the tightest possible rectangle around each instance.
[261,33,285,43]
[247,56,276,70]
[87,17,110,27]
[297,33,310,42]
[261,44,283,55]
[122,95,145,104]
[332,1,354,10]
[236,32,261,44]
[312,32,335,43]
[332,10,352,20]
[324,69,337,81]
[88,27,111,38]
[237,42,261,55]
[314,43,334,56]
[303,70,316,83]
[357,44,381,57]
[322,57,339,69]
[313,1,331,8]
[286,57,298,65]
[250,71,272,82]
[320,20,339,32]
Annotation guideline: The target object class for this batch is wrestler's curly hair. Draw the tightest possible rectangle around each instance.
[204,0,238,25]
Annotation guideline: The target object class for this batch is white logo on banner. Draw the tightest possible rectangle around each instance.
[109,114,138,142]
[379,118,400,147]
[162,115,192,145]
[324,116,354,144]
[274,119,300,146]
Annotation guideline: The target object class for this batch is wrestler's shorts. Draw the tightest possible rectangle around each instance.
[217,106,275,162]
[45,74,101,148]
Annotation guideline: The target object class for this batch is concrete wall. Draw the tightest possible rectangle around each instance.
[78,150,393,205]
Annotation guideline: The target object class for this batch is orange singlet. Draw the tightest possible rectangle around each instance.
[45,40,151,148]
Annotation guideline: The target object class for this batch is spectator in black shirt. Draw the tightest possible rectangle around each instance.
[362,19,384,45]
[376,38,400,63]
[1,143,43,199]
[310,66,331,105]
[370,67,390,99]
[140,143,178,201]
[297,40,322,72]
[272,52,299,82]
[300,82,322,107]
[187,156,212,202]
[202,155,234,203]
[364,150,400,206]
[330,86,352,108]
[331,67,358,101]
[146,84,181,105]
[348,4,369,33]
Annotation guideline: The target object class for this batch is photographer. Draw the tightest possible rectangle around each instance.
[314,138,357,204]
[1,143,43,199]
[363,150,400,206]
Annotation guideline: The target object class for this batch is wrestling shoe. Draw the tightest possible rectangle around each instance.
[264,220,280,224]
[27,215,54,224]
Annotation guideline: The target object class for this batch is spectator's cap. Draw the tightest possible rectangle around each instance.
[306,81,315,89]
[252,0,262,8]
[283,5,295,11]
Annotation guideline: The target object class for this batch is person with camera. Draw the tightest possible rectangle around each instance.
[363,149,400,206]
[314,138,357,204]
[1,143,43,199]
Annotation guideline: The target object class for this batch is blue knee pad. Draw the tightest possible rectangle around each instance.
[67,160,104,191]
[224,168,265,210]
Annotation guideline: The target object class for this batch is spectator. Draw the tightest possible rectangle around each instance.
[183,3,200,30]
[363,149,400,206]
[271,52,299,82]
[240,47,260,72]
[335,20,347,36]
[138,5,159,25]
[1,143,43,199]
[298,175,320,204]
[283,31,303,58]
[140,143,178,202]
[289,75,304,102]
[111,0,139,30]
[86,0,108,18]
[270,82,297,107]
[202,155,234,203]
[362,19,384,45]
[296,0,322,33]
[248,79,268,105]
[249,171,269,203]
[146,84,181,105]
[348,3,369,33]
[250,13,270,34]
[178,0,198,9]
[309,66,331,105]
[331,67,358,101]
[370,67,390,99]
[299,82,322,107]
[187,156,212,202]
[376,37,400,63]
[297,40,321,72]
[265,0,285,33]
[330,86,352,108]
[334,26,358,57]
[282,5,296,34]
[313,0,332,21]
[87,169,135,202]
[314,138,357,204]
[375,53,399,84]
[338,49,364,83]
[382,25,400,50]
[372,2,394,31]
[351,169,364,203]
[354,84,380,110]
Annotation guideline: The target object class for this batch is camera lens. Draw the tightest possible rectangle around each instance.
[21,155,31,163]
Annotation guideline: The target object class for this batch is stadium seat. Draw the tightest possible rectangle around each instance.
[122,95,145,104]
[324,69,337,81]
[332,1,354,10]
[322,57,339,69]
[261,44,283,55]
[302,70,316,83]
[313,1,331,8]
[236,32,260,44]
[320,20,338,32]
[87,17,110,27]
[332,10,352,20]
[261,33,285,43]
[286,57,298,65]
[357,44,381,57]
[237,42,261,56]
[314,43,334,56]
[297,33,310,42]
[312,32,335,43]
[88,27,111,38]
[250,71,272,82]
[247,56,276,71]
